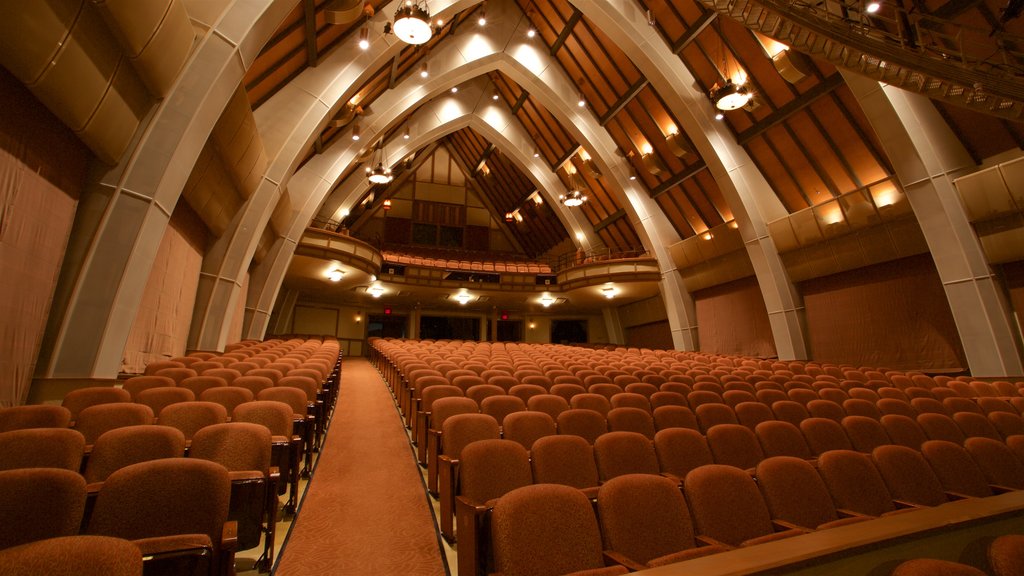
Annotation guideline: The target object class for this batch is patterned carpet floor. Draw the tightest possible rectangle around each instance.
[274,357,447,576]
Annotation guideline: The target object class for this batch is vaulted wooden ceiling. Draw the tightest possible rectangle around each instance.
[243,0,1024,262]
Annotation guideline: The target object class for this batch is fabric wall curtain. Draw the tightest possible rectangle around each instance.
[802,254,966,370]
[0,147,78,406]
[695,276,777,358]
[625,320,673,350]
[121,205,204,374]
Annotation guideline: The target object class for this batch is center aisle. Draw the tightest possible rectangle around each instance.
[274,357,447,576]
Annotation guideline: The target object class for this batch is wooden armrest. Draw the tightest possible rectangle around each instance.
[836,508,872,519]
[455,495,490,515]
[990,484,1017,494]
[86,482,103,495]
[133,534,212,558]
[227,470,264,482]
[269,466,280,482]
[602,550,646,572]
[892,499,923,510]
[696,535,734,549]
[221,520,238,552]
[772,519,805,532]
[944,491,975,501]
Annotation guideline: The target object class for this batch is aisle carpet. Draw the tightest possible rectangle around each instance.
[274,357,447,576]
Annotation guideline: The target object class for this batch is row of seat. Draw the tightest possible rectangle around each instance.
[458,435,1024,576]
[484,476,1024,576]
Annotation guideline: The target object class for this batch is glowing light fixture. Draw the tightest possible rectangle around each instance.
[540,294,556,307]
[419,62,429,78]
[403,126,410,140]
[382,198,392,210]
[866,0,881,12]
[351,123,361,141]
[393,1,432,45]
[492,91,500,101]
[368,284,385,298]
[327,268,344,282]
[527,27,536,38]
[559,168,588,208]
[451,86,459,93]
[454,291,473,305]
[601,285,617,299]
[701,231,714,240]
[505,211,514,222]
[366,140,393,185]
[477,2,486,26]
[715,112,725,120]
[710,78,753,111]
[358,25,370,50]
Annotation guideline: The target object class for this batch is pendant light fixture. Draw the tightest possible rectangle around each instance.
[559,166,588,208]
[393,0,433,45]
[366,139,393,185]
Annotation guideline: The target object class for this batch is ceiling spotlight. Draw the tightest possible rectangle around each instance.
[710,78,753,111]
[577,93,586,107]
[478,7,486,26]
[492,91,500,101]
[368,284,385,298]
[454,291,473,305]
[628,168,637,181]
[540,294,556,307]
[419,61,429,78]
[715,111,725,120]
[358,25,370,50]
[351,123,361,141]
[451,86,459,93]
[866,0,881,12]
[393,1,432,45]
[403,126,410,139]
[327,268,344,282]
[527,27,536,38]
[701,231,714,240]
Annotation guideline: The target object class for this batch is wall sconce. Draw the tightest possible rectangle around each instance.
[355,313,362,323]
[327,268,344,282]
[528,321,536,329]
[382,198,392,211]
[505,211,514,222]
[701,231,714,240]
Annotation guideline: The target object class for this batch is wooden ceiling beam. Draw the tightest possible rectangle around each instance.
[550,9,583,55]
[303,0,319,66]
[672,11,717,55]
[594,209,626,232]
[736,74,844,145]
[599,78,650,126]
[650,161,707,198]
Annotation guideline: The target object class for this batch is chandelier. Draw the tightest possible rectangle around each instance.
[709,78,752,111]
[559,168,587,207]
[365,140,393,185]
[393,1,432,45]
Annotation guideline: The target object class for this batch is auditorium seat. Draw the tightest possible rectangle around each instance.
[816,450,908,517]
[179,376,227,398]
[842,415,892,453]
[911,397,950,415]
[144,360,185,375]
[755,456,871,531]
[891,558,987,576]
[944,397,983,415]
[684,464,805,547]
[706,424,764,470]
[964,437,1024,490]
[594,431,660,481]
[652,405,699,431]
[0,468,86,550]
[530,435,600,499]
[771,400,810,427]
[990,534,1024,576]
[877,398,917,418]
[481,395,527,428]
[597,474,725,570]
[136,387,194,418]
[438,413,500,542]
[85,458,235,576]
[807,399,845,422]
[121,376,175,401]
[880,414,929,449]
[654,428,713,480]
[919,440,993,498]
[417,385,464,464]
[233,400,302,513]
[696,403,738,432]
[509,384,547,405]
[76,403,155,446]
[62,387,132,425]
[917,413,968,444]
[871,445,950,507]
[232,375,274,397]
[843,398,883,420]
[610,392,650,412]
[755,421,814,460]
[953,412,1002,441]
[734,402,774,430]
[502,411,556,451]
[0,428,85,472]
[489,484,627,576]
[0,405,72,432]
[83,425,186,484]
[199,386,254,419]
[455,439,533,575]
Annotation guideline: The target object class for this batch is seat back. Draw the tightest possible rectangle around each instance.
[706,423,764,470]
[607,407,656,439]
[158,401,228,440]
[84,425,186,483]
[653,428,713,479]
[525,394,569,420]
[459,440,533,505]
[530,435,599,491]
[594,431,659,481]
[953,412,1002,441]
[756,456,843,530]
[502,411,556,451]
[597,474,703,566]
[0,428,85,472]
[62,387,132,422]
[755,420,813,459]
[0,405,72,432]
[872,445,948,506]
[570,393,612,416]
[135,387,195,417]
[232,400,294,437]
[652,405,698,431]
[695,403,738,432]
[684,464,775,547]
[190,423,271,475]
[917,413,967,443]
[816,450,896,516]
[122,376,175,401]
[842,415,891,453]
[0,468,86,550]
[964,437,1024,489]
[490,484,610,576]
[771,400,810,427]
[920,439,992,498]
[734,402,774,430]
[440,414,500,460]
[199,386,255,417]
[649,391,687,410]
[806,399,845,422]
[76,403,155,445]
[556,409,608,445]
[179,376,228,398]
[880,414,928,449]
[480,395,527,427]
